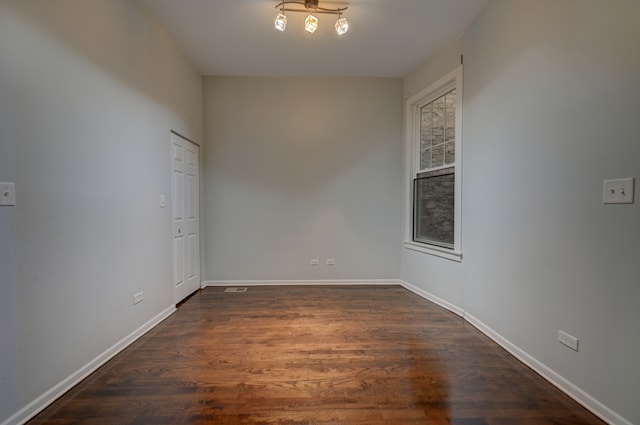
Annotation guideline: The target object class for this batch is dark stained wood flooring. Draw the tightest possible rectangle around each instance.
[29,286,605,424]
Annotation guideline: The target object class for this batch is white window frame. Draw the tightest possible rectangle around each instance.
[404,66,463,262]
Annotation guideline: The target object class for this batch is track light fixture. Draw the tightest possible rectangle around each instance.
[304,14,319,33]
[274,12,288,31]
[274,0,349,35]
[334,14,349,35]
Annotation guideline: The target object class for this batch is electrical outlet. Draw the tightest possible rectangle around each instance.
[558,330,579,351]
[603,177,635,204]
[310,259,319,266]
[133,292,144,305]
[0,182,16,206]
[326,258,335,265]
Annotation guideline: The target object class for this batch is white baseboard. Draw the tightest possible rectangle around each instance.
[2,305,177,425]
[463,312,631,425]
[399,280,465,317]
[201,279,403,288]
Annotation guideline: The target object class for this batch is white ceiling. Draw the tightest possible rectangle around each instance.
[135,0,490,77]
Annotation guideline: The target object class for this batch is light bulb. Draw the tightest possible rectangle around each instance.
[274,12,287,31]
[305,14,319,33]
[335,17,349,35]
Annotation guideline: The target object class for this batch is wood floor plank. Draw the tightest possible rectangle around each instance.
[28,286,605,424]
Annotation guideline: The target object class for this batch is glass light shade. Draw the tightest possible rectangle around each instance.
[274,12,287,31]
[304,14,319,33]
[335,17,349,35]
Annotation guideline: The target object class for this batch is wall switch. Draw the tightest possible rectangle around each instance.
[326,258,336,265]
[160,194,166,208]
[310,259,320,266]
[558,330,579,351]
[603,177,635,204]
[133,292,144,305]
[0,182,16,206]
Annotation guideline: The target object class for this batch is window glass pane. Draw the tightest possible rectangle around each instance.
[432,96,445,147]
[444,141,455,165]
[414,169,455,247]
[445,90,456,142]
[421,103,433,134]
[431,144,444,168]
[420,90,455,172]
[420,104,433,170]
[432,122,444,147]
[433,95,445,121]
[421,147,432,169]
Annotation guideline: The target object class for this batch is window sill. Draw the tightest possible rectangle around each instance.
[404,241,463,262]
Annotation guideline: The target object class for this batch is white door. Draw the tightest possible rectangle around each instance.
[171,132,200,304]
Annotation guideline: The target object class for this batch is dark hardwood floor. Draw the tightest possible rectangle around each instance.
[29,286,605,424]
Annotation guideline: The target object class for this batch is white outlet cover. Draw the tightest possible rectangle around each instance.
[558,330,579,351]
[133,292,144,304]
[603,177,635,204]
[0,182,16,206]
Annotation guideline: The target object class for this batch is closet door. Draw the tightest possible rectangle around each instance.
[171,133,200,304]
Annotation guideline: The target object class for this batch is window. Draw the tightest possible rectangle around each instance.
[405,67,462,261]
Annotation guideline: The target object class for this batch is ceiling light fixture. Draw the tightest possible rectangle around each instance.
[304,13,319,33]
[274,0,349,36]
[274,12,288,31]
[334,14,349,35]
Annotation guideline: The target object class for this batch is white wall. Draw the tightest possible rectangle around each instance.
[0,0,202,422]
[402,1,640,424]
[203,77,403,282]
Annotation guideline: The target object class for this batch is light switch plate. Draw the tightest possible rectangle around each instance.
[0,182,16,206]
[603,178,634,204]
